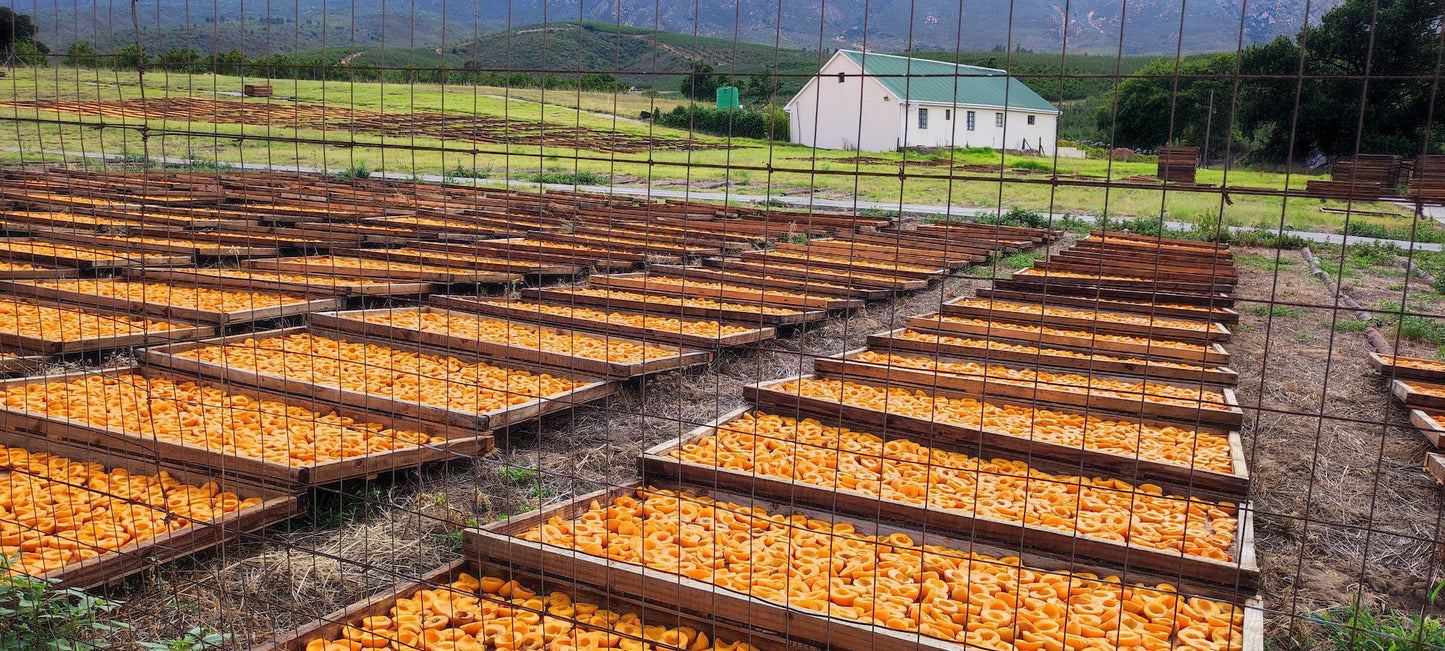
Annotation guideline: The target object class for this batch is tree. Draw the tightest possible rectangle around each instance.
[1234,0,1445,158]
[114,43,146,70]
[1100,54,1237,154]
[679,60,728,101]
[62,42,98,67]
[0,7,38,55]
[742,68,777,106]
[10,39,47,65]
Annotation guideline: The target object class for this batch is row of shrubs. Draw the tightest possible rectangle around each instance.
[652,106,789,142]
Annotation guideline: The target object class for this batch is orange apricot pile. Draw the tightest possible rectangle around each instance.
[382,248,529,267]
[0,373,443,467]
[0,260,40,271]
[852,350,1230,410]
[0,442,263,576]
[774,377,1236,473]
[347,310,677,363]
[265,256,486,276]
[491,300,757,338]
[184,268,395,287]
[1,239,159,263]
[563,288,798,316]
[1380,355,1445,372]
[892,329,1223,373]
[302,572,756,651]
[26,279,313,313]
[674,411,1239,560]
[1403,380,1445,399]
[951,298,1213,332]
[736,260,912,284]
[0,298,192,342]
[559,232,698,254]
[0,211,139,228]
[1014,268,1162,283]
[764,251,935,273]
[922,314,1209,353]
[176,332,584,414]
[522,488,1246,651]
[489,239,621,255]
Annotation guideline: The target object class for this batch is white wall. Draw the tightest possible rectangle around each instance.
[787,55,901,152]
[900,103,1058,154]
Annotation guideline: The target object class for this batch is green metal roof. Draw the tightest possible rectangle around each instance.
[840,50,1059,113]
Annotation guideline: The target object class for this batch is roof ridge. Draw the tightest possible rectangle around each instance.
[839,49,1007,74]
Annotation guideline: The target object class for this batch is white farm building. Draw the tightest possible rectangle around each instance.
[784,50,1060,153]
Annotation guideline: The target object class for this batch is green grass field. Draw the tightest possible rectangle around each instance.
[1,66,1432,240]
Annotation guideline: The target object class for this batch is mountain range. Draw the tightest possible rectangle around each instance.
[16,0,1338,58]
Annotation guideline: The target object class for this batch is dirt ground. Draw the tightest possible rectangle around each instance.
[89,241,1445,649]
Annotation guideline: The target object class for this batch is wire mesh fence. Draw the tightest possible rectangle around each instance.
[0,0,1443,649]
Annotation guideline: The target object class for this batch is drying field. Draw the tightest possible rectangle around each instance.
[0,167,1438,651]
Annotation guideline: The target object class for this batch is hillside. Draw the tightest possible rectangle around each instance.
[15,0,1340,57]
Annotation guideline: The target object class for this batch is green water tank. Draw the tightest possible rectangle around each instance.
[716,86,740,110]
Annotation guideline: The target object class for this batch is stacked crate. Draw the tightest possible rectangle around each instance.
[1157,146,1200,184]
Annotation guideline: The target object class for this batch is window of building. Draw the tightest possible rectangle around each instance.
[1028,115,1036,125]
[837,72,846,83]
[966,111,976,131]
[918,108,928,129]
[945,109,952,120]
[995,112,1004,127]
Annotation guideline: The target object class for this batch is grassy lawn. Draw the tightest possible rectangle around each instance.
[1,66,1430,237]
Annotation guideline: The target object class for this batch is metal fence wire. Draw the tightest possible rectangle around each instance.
[0,0,1444,649]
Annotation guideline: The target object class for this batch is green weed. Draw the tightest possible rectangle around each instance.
[1311,599,1445,650]
[1243,305,1303,317]
[308,486,383,528]
[1236,253,1299,271]
[1334,320,1369,332]
[137,628,230,651]
[0,554,132,650]
[498,466,539,484]
[526,170,606,185]
[332,164,373,180]
[1005,252,1043,270]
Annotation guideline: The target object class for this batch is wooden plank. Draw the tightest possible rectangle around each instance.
[745,374,1249,499]
[0,365,490,490]
[816,349,1243,427]
[139,326,616,432]
[1019,264,1229,294]
[773,240,973,270]
[1392,379,1445,410]
[941,298,1232,343]
[120,267,438,298]
[640,408,1259,590]
[469,483,1259,651]
[0,297,216,355]
[648,264,893,301]
[994,277,1236,308]
[1428,452,1445,487]
[738,250,946,280]
[868,327,1239,386]
[0,430,299,589]
[244,256,520,284]
[0,238,192,269]
[0,354,47,375]
[1369,352,1445,382]
[427,295,776,350]
[1,279,347,327]
[444,238,648,265]
[311,307,712,380]
[0,264,80,280]
[976,288,1240,324]
[523,287,824,327]
[907,313,1232,365]
[1049,251,1240,279]
[1409,409,1445,448]
[37,230,283,258]
[253,556,807,651]
[335,246,581,277]
[587,273,862,311]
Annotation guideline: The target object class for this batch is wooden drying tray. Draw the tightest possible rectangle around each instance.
[139,325,616,433]
[1009,268,1230,296]
[0,430,299,589]
[976,288,1241,325]
[1049,251,1241,279]
[0,264,79,280]
[244,256,521,284]
[1428,452,1445,487]
[907,313,1232,366]
[1085,231,1236,253]
[649,264,892,301]
[467,481,1264,651]
[572,224,753,252]
[288,221,422,246]
[0,366,489,491]
[702,257,928,292]
[38,230,284,258]
[428,295,775,350]
[1029,262,1235,293]
[1391,378,1445,410]
[868,327,1239,386]
[745,374,1250,499]
[817,347,1243,428]
[1369,352,1445,383]
[120,267,438,298]
[522,286,825,328]
[993,277,1237,308]
[1410,408,1445,448]
[0,239,192,269]
[771,240,978,270]
[1,279,347,328]
[42,205,250,229]
[0,354,48,375]
[641,406,1259,590]
[0,297,215,355]
[336,246,581,277]
[311,307,711,380]
[587,273,863,311]
[941,298,1233,344]
[527,232,699,262]
[737,250,947,281]
[452,238,649,266]
[251,555,806,651]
